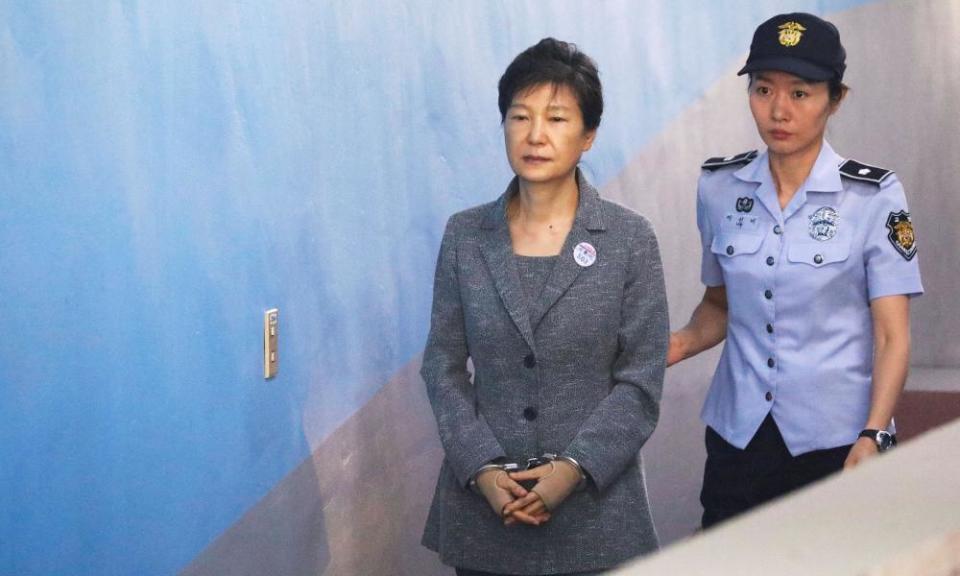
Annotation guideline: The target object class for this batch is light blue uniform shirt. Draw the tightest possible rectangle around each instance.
[697,141,924,455]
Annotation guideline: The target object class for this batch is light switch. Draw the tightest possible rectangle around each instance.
[264,308,278,379]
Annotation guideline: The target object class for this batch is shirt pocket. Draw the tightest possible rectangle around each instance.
[710,233,764,259]
[787,240,851,268]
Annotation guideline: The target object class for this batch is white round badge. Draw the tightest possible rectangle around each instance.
[573,242,597,267]
[808,206,839,241]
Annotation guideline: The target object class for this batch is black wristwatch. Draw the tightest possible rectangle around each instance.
[858,429,897,452]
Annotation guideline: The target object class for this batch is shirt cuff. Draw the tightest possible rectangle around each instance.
[868,274,924,300]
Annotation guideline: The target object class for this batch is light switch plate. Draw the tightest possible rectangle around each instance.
[264,308,278,379]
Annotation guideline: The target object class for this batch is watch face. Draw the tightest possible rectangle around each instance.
[876,431,893,451]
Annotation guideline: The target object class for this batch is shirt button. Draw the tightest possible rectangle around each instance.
[764,289,773,300]
[765,391,773,402]
[523,354,537,368]
[522,407,538,421]
[766,256,775,266]
[726,245,735,255]
[773,225,783,235]
[766,323,774,334]
[767,358,775,368]
[814,254,824,264]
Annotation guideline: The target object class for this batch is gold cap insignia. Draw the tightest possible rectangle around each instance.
[777,22,806,47]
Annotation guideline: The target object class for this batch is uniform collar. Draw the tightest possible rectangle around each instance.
[734,140,843,191]
[734,140,844,220]
[804,140,844,193]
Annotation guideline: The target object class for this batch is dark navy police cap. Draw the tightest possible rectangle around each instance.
[738,12,846,81]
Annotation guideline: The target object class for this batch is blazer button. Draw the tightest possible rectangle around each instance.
[523,354,537,368]
[522,407,538,421]
[766,256,775,266]
[773,225,783,235]
[726,245,735,255]
[765,391,773,402]
[767,357,775,368]
[766,323,774,334]
[764,289,773,300]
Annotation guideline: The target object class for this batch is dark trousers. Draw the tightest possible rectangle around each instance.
[700,413,851,530]
[456,568,606,576]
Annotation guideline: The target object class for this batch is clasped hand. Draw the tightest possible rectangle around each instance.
[475,460,581,526]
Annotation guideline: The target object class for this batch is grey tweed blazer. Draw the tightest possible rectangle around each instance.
[421,171,668,575]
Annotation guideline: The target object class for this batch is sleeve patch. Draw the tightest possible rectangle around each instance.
[839,159,893,184]
[702,150,758,171]
[886,210,917,260]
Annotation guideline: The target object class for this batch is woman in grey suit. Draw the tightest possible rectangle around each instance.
[421,38,669,575]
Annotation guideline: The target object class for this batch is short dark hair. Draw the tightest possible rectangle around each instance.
[748,73,849,102]
[498,38,603,131]
[826,78,848,102]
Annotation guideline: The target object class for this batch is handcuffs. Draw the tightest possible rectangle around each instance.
[469,453,588,492]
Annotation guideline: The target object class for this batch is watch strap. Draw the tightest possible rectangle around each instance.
[858,429,897,451]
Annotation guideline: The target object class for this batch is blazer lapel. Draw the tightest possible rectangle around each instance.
[479,180,536,352]
[529,170,606,331]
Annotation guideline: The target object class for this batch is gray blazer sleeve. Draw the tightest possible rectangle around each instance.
[420,216,507,486]
[561,219,668,491]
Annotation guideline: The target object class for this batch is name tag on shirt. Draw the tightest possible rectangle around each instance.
[721,213,761,233]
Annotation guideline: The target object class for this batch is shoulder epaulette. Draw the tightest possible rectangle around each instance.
[839,159,893,184]
[701,150,758,171]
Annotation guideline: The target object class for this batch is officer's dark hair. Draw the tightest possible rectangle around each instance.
[826,79,849,102]
[747,73,849,103]
[498,38,603,131]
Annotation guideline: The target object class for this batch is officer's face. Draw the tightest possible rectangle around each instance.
[749,71,838,158]
[504,83,596,187]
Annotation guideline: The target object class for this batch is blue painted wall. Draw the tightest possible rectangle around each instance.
[0,1,875,574]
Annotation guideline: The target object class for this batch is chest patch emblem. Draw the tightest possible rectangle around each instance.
[808,206,839,241]
[736,197,754,213]
[885,210,917,261]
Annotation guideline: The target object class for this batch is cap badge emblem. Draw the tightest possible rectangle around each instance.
[778,22,807,47]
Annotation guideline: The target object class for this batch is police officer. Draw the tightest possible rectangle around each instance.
[667,12,924,529]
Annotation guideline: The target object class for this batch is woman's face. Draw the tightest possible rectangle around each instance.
[749,70,838,159]
[504,83,596,187]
